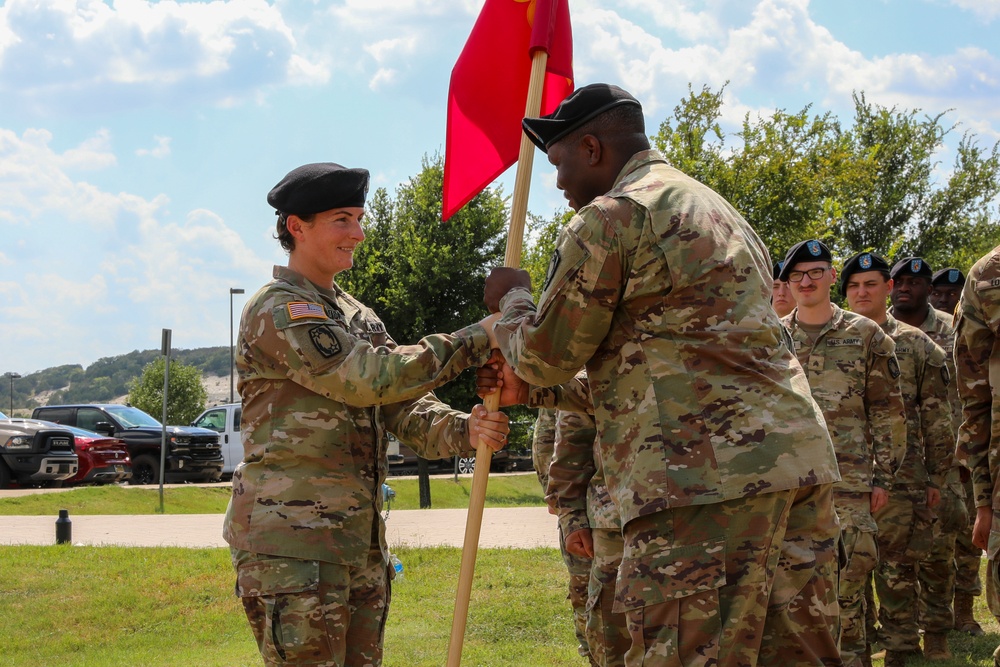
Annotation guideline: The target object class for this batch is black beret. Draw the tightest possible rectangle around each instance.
[772,261,784,281]
[889,257,933,280]
[522,83,642,153]
[267,163,370,215]
[839,251,890,297]
[778,239,833,281]
[931,267,965,286]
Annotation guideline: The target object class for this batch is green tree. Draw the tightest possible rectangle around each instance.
[127,358,208,425]
[521,210,572,300]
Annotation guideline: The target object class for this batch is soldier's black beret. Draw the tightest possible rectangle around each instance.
[839,251,890,297]
[778,239,833,281]
[522,83,642,153]
[889,257,933,280]
[267,163,370,215]
[772,261,784,281]
[931,267,965,286]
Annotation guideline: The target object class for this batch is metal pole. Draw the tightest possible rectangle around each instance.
[229,288,245,404]
[6,373,21,415]
[159,329,172,513]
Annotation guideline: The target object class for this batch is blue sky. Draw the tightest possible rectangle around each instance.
[2,0,999,375]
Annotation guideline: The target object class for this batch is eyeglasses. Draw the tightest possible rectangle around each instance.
[786,267,830,283]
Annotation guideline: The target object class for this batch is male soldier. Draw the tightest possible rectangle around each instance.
[532,407,594,664]
[842,253,954,664]
[955,245,1000,667]
[930,267,966,315]
[889,258,981,645]
[779,240,906,667]
[482,83,843,667]
[772,261,795,318]
[547,408,630,666]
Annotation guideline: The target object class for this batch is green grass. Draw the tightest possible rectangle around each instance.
[0,545,581,667]
[1,542,998,666]
[0,473,546,515]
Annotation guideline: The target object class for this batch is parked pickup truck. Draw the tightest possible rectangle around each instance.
[32,404,223,485]
[191,403,242,477]
[0,417,79,488]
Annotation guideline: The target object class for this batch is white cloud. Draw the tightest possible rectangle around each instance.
[136,135,171,158]
[949,0,1000,22]
[0,0,323,113]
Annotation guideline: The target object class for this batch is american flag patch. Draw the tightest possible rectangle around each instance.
[287,302,327,320]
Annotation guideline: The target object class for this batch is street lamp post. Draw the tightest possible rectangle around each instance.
[5,372,21,415]
[229,288,245,404]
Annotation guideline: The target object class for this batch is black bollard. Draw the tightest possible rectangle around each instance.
[55,509,72,545]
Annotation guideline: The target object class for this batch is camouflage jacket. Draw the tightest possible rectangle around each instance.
[547,409,621,537]
[532,408,556,490]
[890,305,966,498]
[955,245,1000,509]
[782,304,906,493]
[879,314,954,489]
[223,266,491,564]
[494,149,840,527]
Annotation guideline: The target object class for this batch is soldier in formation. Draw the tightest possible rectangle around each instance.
[222,162,511,667]
[480,83,843,667]
[778,239,906,667]
[841,253,954,665]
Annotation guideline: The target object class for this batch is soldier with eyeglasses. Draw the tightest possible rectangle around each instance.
[779,239,907,667]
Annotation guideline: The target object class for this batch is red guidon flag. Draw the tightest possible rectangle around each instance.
[442,0,573,221]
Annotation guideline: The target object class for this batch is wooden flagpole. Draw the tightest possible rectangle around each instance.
[446,48,550,667]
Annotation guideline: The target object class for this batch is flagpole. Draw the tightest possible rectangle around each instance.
[446,47,549,667]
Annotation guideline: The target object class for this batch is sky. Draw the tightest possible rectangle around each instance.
[2,0,1000,376]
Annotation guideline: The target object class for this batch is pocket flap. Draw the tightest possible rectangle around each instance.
[236,559,320,597]
[615,537,726,611]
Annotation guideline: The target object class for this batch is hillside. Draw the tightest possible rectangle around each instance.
[3,347,237,416]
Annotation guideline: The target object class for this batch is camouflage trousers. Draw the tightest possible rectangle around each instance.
[956,479,984,596]
[871,487,935,652]
[588,527,629,667]
[986,509,1000,621]
[616,483,841,667]
[558,524,595,662]
[917,482,968,633]
[232,547,390,667]
[834,492,879,667]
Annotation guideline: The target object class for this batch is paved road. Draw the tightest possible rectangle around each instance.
[0,507,558,549]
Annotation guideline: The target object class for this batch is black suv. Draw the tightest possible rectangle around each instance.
[0,418,78,488]
[32,404,223,485]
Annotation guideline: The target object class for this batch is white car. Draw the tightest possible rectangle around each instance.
[191,403,241,477]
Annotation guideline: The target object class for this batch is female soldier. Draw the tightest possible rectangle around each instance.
[223,162,509,666]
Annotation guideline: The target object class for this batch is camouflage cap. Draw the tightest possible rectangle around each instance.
[839,251,890,297]
[931,267,965,286]
[889,256,933,280]
[522,83,641,153]
[267,163,370,215]
[778,239,833,281]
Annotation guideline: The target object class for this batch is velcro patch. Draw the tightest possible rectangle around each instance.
[309,325,342,358]
[978,278,1000,291]
[287,302,327,320]
[827,338,862,347]
[543,249,562,292]
[894,346,911,355]
[888,357,901,379]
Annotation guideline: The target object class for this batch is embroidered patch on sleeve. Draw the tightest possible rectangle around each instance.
[887,357,901,379]
[309,325,342,358]
[288,302,327,320]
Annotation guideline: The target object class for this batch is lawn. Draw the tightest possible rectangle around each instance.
[0,473,546,515]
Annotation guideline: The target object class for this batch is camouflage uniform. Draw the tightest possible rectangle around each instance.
[893,305,974,635]
[867,316,953,653]
[494,150,843,667]
[954,245,1000,633]
[782,304,906,667]
[533,407,594,663]
[223,265,491,667]
[547,408,629,667]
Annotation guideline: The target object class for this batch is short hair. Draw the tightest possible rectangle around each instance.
[274,212,316,253]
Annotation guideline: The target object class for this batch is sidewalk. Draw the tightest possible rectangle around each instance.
[0,507,560,549]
